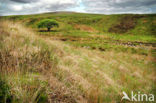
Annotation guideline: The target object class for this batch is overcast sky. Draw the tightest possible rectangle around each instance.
[0,0,156,16]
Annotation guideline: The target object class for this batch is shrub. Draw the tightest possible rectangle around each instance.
[0,77,12,103]
[37,19,59,31]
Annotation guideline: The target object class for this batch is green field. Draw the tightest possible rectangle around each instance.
[0,12,156,103]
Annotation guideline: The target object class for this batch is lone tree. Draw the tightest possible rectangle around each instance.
[37,19,59,31]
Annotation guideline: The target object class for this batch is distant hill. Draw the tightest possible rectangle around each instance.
[2,12,156,35]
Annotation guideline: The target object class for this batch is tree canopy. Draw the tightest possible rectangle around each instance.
[37,19,59,31]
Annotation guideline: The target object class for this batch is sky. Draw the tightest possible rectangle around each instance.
[0,0,156,16]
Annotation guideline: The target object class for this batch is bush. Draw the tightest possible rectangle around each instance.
[0,77,12,103]
[37,19,59,31]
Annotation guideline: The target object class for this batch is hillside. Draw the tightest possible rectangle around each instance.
[3,13,156,36]
[0,13,156,103]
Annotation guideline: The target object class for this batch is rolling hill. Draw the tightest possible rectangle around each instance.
[0,12,156,103]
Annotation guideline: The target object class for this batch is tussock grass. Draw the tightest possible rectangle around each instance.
[0,20,155,103]
[0,21,53,103]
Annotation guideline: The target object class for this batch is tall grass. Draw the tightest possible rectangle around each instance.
[0,19,155,103]
[0,21,57,103]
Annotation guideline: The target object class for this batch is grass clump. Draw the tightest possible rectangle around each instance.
[0,76,12,103]
[0,21,54,103]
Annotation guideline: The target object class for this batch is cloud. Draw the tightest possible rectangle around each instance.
[82,0,156,14]
[10,0,37,3]
[0,0,156,15]
[0,0,79,15]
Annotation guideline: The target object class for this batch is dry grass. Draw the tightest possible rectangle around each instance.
[74,24,97,33]
[0,20,155,103]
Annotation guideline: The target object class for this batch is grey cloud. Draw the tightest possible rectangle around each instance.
[0,0,156,15]
[82,0,156,14]
[0,0,78,15]
[111,0,156,8]
[10,0,38,3]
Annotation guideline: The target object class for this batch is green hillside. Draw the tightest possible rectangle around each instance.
[2,13,156,53]
[0,12,156,103]
[3,12,156,35]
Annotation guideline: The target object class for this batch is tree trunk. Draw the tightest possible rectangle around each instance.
[47,28,51,31]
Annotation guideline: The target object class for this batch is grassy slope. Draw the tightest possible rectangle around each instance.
[3,13,156,53]
[0,13,156,103]
[3,13,156,37]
